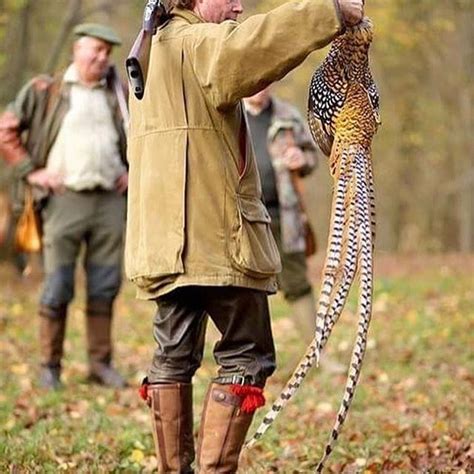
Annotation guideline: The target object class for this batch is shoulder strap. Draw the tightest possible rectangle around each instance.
[45,75,62,115]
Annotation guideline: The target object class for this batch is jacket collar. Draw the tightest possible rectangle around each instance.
[171,6,204,24]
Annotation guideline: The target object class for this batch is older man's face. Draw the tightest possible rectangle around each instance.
[73,36,112,84]
[195,0,243,23]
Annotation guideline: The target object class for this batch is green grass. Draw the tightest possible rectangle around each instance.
[0,256,473,472]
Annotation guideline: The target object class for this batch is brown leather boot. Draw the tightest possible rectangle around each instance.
[86,302,126,388]
[39,316,66,366]
[197,383,255,473]
[86,301,113,367]
[38,306,67,390]
[146,383,195,473]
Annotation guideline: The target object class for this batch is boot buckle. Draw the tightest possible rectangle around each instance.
[230,374,246,385]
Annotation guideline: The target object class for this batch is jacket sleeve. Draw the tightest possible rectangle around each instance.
[5,78,49,178]
[296,115,318,176]
[191,0,342,110]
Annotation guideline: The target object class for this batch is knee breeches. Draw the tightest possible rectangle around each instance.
[148,286,276,387]
[40,190,125,309]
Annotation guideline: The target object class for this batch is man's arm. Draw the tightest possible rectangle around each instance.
[1,78,44,175]
[282,144,317,177]
[272,100,318,176]
[192,0,363,110]
[0,111,25,165]
[0,79,64,192]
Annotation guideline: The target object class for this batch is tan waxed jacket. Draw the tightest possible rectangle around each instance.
[126,0,342,299]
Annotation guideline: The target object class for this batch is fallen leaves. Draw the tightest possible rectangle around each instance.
[129,448,145,463]
[0,258,473,472]
[66,400,89,419]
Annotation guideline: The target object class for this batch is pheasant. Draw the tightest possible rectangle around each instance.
[245,18,380,472]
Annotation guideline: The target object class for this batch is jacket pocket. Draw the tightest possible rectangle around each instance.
[229,194,281,279]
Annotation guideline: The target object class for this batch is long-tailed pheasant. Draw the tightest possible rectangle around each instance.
[245,17,381,472]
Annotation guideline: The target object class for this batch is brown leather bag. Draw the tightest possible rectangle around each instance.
[14,186,42,253]
[303,217,317,257]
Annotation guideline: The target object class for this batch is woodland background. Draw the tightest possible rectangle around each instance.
[0,0,473,472]
[0,0,473,252]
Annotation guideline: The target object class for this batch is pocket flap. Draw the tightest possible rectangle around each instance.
[237,195,271,224]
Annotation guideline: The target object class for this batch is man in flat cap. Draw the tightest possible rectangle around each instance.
[0,23,129,389]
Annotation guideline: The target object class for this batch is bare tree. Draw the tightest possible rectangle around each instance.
[0,0,34,103]
[43,0,83,73]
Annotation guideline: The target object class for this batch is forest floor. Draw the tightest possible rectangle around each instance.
[0,254,473,473]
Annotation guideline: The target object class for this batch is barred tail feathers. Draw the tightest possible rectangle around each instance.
[315,149,374,472]
[314,147,353,364]
[368,158,376,245]
[244,340,319,448]
[246,147,357,449]
[319,203,359,354]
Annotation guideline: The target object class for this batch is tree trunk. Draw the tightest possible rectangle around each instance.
[0,0,34,103]
[43,0,83,74]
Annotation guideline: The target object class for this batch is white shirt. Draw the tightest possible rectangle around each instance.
[47,65,126,191]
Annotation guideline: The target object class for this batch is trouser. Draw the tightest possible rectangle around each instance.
[269,214,318,339]
[271,216,312,301]
[38,189,125,367]
[149,286,276,387]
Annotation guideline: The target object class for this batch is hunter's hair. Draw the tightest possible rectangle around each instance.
[171,0,196,9]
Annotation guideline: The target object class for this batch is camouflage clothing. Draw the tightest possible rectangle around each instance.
[251,98,318,254]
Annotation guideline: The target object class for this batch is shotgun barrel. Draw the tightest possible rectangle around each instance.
[126,0,169,100]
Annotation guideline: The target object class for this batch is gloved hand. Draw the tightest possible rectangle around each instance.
[337,0,364,26]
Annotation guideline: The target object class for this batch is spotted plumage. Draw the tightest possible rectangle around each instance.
[245,18,380,472]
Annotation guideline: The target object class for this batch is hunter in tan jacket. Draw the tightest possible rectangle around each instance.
[127,0,364,471]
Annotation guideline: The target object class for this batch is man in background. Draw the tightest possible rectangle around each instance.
[0,23,129,390]
[245,87,319,342]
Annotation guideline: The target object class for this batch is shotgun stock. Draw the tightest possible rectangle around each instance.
[126,0,170,100]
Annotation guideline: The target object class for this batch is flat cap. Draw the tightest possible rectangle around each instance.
[73,23,122,46]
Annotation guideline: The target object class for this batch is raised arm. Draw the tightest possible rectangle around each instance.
[191,0,348,110]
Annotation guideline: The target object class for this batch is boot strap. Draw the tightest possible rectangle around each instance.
[211,387,241,407]
[213,374,253,385]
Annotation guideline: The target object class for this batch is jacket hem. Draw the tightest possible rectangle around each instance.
[133,273,278,300]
